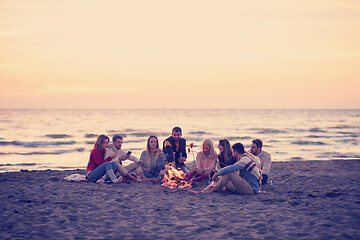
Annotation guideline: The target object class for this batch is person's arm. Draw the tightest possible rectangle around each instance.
[139,151,146,161]
[128,153,140,164]
[140,151,147,170]
[195,153,202,170]
[216,163,243,176]
[104,148,114,161]
[156,151,166,165]
[164,140,175,162]
[182,139,187,159]
[92,149,110,167]
[262,152,271,175]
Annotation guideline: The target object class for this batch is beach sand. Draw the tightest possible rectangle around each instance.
[0,160,359,240]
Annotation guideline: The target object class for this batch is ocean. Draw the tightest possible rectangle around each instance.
[0,109,359,172]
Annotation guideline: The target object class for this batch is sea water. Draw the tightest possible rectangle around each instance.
[0,109,359,172]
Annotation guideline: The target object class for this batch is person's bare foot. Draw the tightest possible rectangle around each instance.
[96,179,105,184]
[201,189,214,194]
[116,176,123,184]
[188,190,201,194]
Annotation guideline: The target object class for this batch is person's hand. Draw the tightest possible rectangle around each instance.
[120,155,129,161]
[212,173,218,182]
[137,160,144,166]
[156,151,164,157]
[110,153,118,159]
[179,157,186,163]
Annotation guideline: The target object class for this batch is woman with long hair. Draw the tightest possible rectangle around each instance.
[140,135,166,179]
[195,143,262,195]
[217,138,235,168]
[86,134,122,183]
[187,139,217,181]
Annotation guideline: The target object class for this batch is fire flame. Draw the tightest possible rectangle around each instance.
[161,163,192,189]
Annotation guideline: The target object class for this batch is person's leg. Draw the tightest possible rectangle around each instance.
[124,163,144,180]
[228,172,254,194]
[165,154,173,164]
[156,158,166,171]
[111,161,118,172]
[180,165,189,173]
[116,162,129,176]
[87,162,110,181]
[88,162,120,183]
[121,163,138,181]
[143,171,155,178]
[212,174,231,192]
[262,174,268,184]
[193,173,207,181]
[103,162,121,182]
[124,163,140,173]
[187,167,197,179]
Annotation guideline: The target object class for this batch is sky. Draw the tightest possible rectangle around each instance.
[1,0,360,109]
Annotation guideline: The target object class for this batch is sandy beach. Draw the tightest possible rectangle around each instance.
[0,159,359,240]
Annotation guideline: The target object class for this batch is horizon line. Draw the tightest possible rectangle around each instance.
[0,107,359,111]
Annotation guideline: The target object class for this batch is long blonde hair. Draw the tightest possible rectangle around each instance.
[202,139,217,158]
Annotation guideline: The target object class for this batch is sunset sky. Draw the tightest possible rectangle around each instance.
[1,0,359,109]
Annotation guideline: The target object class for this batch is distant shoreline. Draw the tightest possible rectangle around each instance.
[1,108,360,111]
[1,158,360,174]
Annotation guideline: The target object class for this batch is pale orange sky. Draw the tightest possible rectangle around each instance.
[1,0,359,109]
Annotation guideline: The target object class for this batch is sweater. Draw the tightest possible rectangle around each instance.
[257,150,271,175]
[196,151,217,172]
[216,154,262,193]
[87,148,112,172]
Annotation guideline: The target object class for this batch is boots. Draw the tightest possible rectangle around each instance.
[105,169,122,184]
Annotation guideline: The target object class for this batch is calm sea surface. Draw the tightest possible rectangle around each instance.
[0,109,359,172]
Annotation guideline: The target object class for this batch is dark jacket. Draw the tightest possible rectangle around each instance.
[163,136,187,168]
[218,155,236,169]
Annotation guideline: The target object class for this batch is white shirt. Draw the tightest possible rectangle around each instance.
[105,145,139,165]
[257,150,271,176]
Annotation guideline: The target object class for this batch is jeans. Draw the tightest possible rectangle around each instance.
[144,158,166,178]
[87,161,118,181]
[262,174,269,184]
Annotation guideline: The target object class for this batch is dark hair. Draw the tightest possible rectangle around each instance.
[232,143,245,155]
[172,127,182,133]
[94,134,109,150]
[219,138,232,158]
[146,135,159,153]
[252,139,263,149]
[113,135,123,142]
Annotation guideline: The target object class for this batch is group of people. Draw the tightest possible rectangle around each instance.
[86,126,272,195]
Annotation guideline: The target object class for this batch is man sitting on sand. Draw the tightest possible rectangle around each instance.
[163,127,188,173]
[199,143,262,195]
[250,139,271,184]
[105,135,146,182]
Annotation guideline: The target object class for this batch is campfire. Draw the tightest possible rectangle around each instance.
[161,163,192,189]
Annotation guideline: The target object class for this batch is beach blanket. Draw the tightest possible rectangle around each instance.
[64,174,87,182]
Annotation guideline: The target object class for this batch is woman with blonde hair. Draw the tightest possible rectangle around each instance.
[187,139,217,181]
